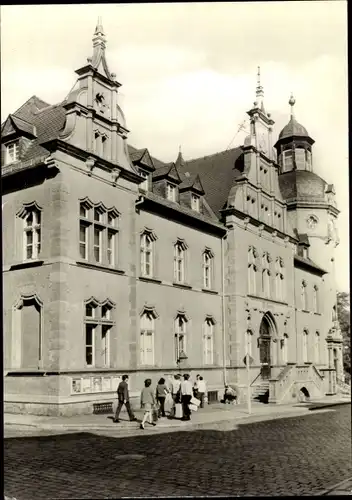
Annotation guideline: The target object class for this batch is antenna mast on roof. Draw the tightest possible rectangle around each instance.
[225,119,249,151]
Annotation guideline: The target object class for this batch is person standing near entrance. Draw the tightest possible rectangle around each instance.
[180,373,193,421]
[113,374,138,423]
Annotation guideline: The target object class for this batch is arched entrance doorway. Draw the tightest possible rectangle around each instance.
[259,313,277,379]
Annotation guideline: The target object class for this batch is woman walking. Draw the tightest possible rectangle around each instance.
[156,377,169,417]
[140,378,157,429]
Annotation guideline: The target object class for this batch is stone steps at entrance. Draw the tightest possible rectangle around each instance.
[252,382,270,399]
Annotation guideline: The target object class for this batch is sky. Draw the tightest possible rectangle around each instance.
[1,2,349,292]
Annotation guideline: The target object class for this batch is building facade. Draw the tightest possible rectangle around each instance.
[2,22,344,415]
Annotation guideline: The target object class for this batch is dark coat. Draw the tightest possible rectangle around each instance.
[117,380,129,402]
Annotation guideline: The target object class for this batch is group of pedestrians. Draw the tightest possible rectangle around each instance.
[113,373,208,429]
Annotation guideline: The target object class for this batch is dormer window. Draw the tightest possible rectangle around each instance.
[139,169,149,191]
[5,140,19,165]
[282,150,293,172]
[167,183,176,202]
[191,194,200,212]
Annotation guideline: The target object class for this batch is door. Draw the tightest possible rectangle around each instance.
[259,337,271,379]
[259,315,272,379]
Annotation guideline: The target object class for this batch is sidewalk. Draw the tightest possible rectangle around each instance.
[4,396,350,432]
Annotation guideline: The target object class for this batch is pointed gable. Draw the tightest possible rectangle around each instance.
[1,115,37,140]
[152,162,182,184]
[129,147,155,171]
[179,173,205,195]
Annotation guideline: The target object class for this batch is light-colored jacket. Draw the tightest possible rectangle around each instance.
[140,386,156,407]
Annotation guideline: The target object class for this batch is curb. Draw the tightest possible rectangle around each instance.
[315,476,352,496]
[4,407,314,432]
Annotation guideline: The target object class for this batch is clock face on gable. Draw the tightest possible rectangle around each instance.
[306,215,318,229]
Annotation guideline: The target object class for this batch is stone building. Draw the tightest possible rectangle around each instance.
[2,22,344,415]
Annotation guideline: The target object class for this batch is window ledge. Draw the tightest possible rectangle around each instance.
[302,309,310,313]
[172,282,192,290]
[139,276,162,284]
[247,294,288,306]
[202,288,219,295]
[76,260,125,275]
[10,260,44,271]
[314,312,321,316]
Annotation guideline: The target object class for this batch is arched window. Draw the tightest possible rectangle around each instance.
[203,317,215,365]
[203,249,214,289]
[313,285,319,313]
[140,309,157,366]
[262,252,271,298]
[174,240,187,283]
[314,331,320,364]
[248,246,257,296]
[282,334,289,364]
[175,313,188,362]
[301,281,308,310]
[12,294,43,369]
[140,230,157,277]
[303,329,309,363]
[17,203,42,261]
[275,257,285,301]
[84,298,115,368]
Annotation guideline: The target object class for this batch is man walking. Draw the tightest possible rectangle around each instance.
[180,373,193,421]
[197,376,206,408]
[113,374,138,423]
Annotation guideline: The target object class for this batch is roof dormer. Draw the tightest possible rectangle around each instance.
[1,114,37,167]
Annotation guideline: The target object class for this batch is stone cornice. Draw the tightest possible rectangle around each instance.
[285,200,340,216]
[220,206,297,244]
[75,64,121,88]
[137,193,226,237]
[42,138,141,184]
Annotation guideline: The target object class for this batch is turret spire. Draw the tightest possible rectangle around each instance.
[289,93,296,118]
[176,146,185,168]
[87,17,113,80]
[255,66,265,112]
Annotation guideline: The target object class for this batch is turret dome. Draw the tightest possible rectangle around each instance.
[279,116,310,140]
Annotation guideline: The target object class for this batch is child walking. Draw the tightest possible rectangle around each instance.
[140,378,156,429]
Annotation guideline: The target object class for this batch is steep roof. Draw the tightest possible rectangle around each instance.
[179,147,243,217]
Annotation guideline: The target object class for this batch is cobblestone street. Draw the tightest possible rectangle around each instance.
[4,405,351,498]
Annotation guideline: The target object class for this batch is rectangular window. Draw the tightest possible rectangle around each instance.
[93,227,102,263]
[140,331,154,365]
[94,208,103,223]
[191,194,200,212]
[6,141,19,164]
[203,252,212,289]
[282,150,293,172]
[141,233,153,277]
[23,209,41,260]
[204,321,214,365]
[139,170,149,191]
[79,222,88,260]
[167,183,176,202]
[174,245,185,283]
[295,148,306,170]
[101,325,111,367]
[85,324,95,366]
[107,230,115,266]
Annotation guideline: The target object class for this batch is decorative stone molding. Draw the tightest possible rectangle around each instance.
[258,224,265,236]
[86,156,96,176]
[243,217,250,229]
[111,169,121,186]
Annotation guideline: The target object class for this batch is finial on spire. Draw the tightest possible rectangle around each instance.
[289,93,296,117]
[95,16,105,36]
[255,65,265,112]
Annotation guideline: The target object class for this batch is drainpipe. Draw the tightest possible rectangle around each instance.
[221,228,229,386]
